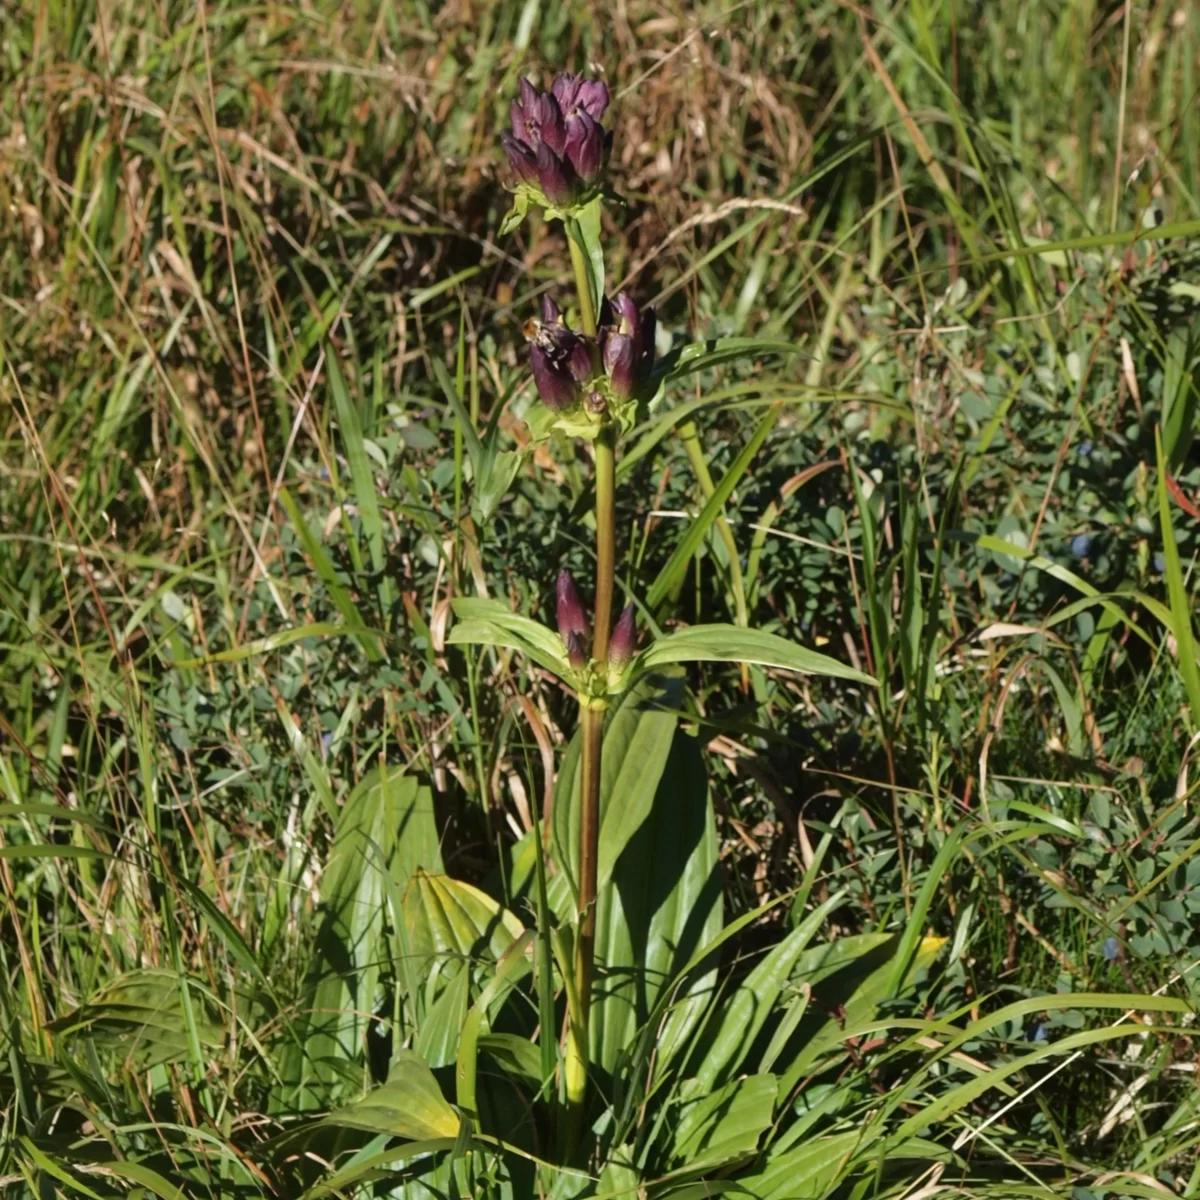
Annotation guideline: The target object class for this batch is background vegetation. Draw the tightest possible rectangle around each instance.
[3,0,1200,1195]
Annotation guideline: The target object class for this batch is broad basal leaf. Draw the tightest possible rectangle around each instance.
[282,771,439,1109]
[667,1073,776,1174]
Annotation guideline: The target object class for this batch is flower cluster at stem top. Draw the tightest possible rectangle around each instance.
[501,73,610,208]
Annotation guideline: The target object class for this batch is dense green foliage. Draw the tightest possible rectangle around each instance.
[3,1,1200,1196]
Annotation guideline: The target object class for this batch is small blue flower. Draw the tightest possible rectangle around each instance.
[1070,534,1093,559]
[321,731,334,757]
[1024,1022,1049,1043]
[1077,442,1093,459]
[1154,553,1166,573]
[1101,935,1120,961]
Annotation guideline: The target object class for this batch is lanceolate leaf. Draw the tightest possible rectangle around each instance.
[666,1073,776,1174]
[638,624,874,686]
[323,1050,460,1141]
[646,405,780,610]
[433,358,525,524]
[652,337,800,386]
[327,349,392,617]
[550,672,685,909]
[592,719,723,1077]
[688,893,844,1092]
[403,871,526,1068]
[284,771,438,1109]
[49,969,223,1069]
[448,597,570,677]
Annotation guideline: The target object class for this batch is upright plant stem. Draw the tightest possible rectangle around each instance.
[591,431,616,661]
[563,229,614,1152]
[566,228,597,338]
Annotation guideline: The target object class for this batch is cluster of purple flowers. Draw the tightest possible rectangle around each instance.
[501,71,656,415]
[525,292,656,413]
[501,73,610,207]
[557,570,635,668]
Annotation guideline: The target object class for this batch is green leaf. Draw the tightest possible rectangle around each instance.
[324,1050,461,1141]
[99,1162,188,1200]
[951,531,1156,653]
[433,358,524,524]
[777,931,948,1095]
[476,1033,543,1084]
[646,405,780,610]
[173,621,375,668]
[592,714,723,1076]
[404,871,525,972]
[1161,321,1200,470]
[689,893,844,1092]
[327,349,392,618]
[0,844,108,860]
[284,771,439,1107]
[177,877,273,997]
[474,448,524,526]
[448,596,570,677]
[49,969,223,1069]
[666,1073,776,1174]
[638,624,874,686]
[277,487,383,663]
[417,965,470,1069]
[403,871,525,1067]
[550,672,684,909]
[297,1139,462,1200]
[1156,426,1200,728]
[653,337,800,386]
[734,1132,864,1200]
[499,191,529,237]
[456,930,534,1118]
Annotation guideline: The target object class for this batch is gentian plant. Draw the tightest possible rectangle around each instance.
[307,68,951,1197]
[444,69,901,1160]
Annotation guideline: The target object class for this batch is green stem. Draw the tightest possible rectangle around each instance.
[567,227,597,336]
[592,431,616,662]
[564,223,614,1155]
[565,700,603,1150]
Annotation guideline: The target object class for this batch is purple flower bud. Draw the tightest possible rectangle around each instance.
[535,141,574,206]
[525,309,594,410]
[564,111,605,183]
[609,604,636,666]
[519,76,540,116]
[530,344,578,411]
[552,73,610,121]
[596,294,655,399]
[510,98,530,146]
[511,79,566,155]
[557,570,588,642]
[612,293,643,355]
[602,331,636,400]
[501,132,540,185]
[567,338,594,384]
[566,630,588,669]
[538,100,567,156]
